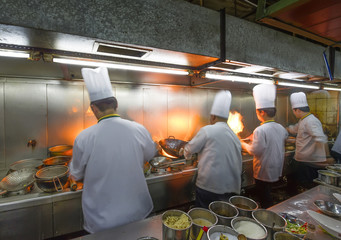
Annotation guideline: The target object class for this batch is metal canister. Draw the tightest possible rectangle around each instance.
[188,208,218,240]
[209,201,239,227]
[162,209,192,240]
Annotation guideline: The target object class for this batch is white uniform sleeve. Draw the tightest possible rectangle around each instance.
[247,129,266,157]
[140,127,157,162]
[287,123,299,135]
[307,120,327,143]
[69,137,87,181]
[184,128,207,160]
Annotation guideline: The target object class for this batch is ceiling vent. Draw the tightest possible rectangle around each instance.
[93,42,152,59]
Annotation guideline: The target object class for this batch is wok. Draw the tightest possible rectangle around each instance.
[35,165,69,192]
[0,168,36,196]
[8,158,43,174]
[43,156,71,166]
[159,136,187,158]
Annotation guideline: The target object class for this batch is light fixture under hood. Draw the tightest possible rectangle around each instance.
[53,57,189,76]
[0,50,29,59]
[205,72,274,85]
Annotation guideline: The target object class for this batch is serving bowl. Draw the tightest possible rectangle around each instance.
[209,201,239,227]
[231,217,267,240]
[252,210,286,240]
[314,200,341,217]
[273,232,301,240]
[229,196,258,218]
[207,225,239,240]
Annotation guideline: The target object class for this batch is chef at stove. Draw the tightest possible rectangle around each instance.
[241,84,288,208]
[69,67,156,233]
[181,90,242,209]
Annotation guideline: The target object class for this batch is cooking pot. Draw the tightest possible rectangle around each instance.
[43,156,71,166]
[35,165,69,192]
[159,136,187,158]
[0,168,36,196]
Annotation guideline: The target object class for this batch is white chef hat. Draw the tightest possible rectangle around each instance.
[253,84,276,109]
[81,67,114,102]
[210,90,232,118]
[290,92,308,108]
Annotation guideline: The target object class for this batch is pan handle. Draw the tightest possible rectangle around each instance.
[0,189,7,196]
[53,177,64,192]
[69,176,77,191]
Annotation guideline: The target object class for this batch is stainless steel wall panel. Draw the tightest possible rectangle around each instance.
[276,94,289,127]
[5,82,47,166]
[83,85,97,129]
[167,88,189,141]
[0,82,4,171]
[115,85,143,124]
[47,84,84,147]
[143,86,168,142]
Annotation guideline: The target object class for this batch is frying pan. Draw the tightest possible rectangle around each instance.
[159,136,187,158]
[0,168,36,196]
[43,156,71,166]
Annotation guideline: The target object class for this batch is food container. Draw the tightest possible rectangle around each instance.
[162,209,192,240]
[313,200,341,217]
[252,209,286,240]
[317,170,341,186]
[188,208,218,240]
[229,196,258,218]
[273,232,301,240]
[207,225,239,240]
[43,156,72,166]
[48,145,73,157]
[231,217,267,240]
[326,165,341,174]
[35,165,69,192]
[209,201,239,227]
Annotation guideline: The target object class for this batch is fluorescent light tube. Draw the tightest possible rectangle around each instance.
[205,73,274,85]
[277,82,319,89]
[53,58,188,75]
[0,51,29,58]
[324,87,341,92]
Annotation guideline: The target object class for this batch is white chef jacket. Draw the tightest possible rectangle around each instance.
[184,122,242,194]
[70,116,156,233]
[243,121,288,182]
[332,131,341,154]
[287,113,327,162]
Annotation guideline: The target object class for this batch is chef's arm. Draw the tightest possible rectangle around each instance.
[181,129,207,160]
[287,123,298,135]
[69,139,86,181]
[308,122,328,143]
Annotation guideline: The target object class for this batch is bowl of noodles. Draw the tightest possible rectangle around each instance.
[162,209,192,240]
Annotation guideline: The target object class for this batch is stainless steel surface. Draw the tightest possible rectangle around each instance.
[268,185,341,240]
[162,209,192,240]
[229,196,258,218]
[43,156,71,166]
[313,200,341,217]
[231,217,268,240]
[0,81,4,171]
[149,156,172,168]
[9,158,43,172]
[188,208,218,240]
[207,225,239,240]
[273,232,301,240]
[209,201,239,227]
[252,209,286,240]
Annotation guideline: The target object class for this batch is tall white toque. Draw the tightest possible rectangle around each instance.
[210,90,232,118]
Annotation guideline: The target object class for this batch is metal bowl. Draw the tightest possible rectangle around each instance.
[231,217,267,240]
[188,208,218,240]
[326,165,341,174]
[207,225,239,240]
[162,209,192,240]
[317,170,341,186]
[252,210,286,240]
[209,201,239,227]
[314,200,341,217]
[229,196,258,218]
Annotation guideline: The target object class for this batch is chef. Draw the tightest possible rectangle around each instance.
[241,84,288,208]
[287,92,327,190]
[69,67,156,233]
[181,90,242,209]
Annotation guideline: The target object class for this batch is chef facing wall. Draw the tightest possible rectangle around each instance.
[0,76,338,178]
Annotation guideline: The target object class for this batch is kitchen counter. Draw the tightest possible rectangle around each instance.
[73,185,341,240]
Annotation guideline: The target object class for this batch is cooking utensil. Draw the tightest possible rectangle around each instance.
[0,168,36,196]
[35,165,69,192]
[8,158,43,173]
[43,156,71,166]
[229,196,258,218]
[252,210,286,240]
[48,144,73,157]
[69,176,77,191]
[159,136,187,158]
[313,200,341,217]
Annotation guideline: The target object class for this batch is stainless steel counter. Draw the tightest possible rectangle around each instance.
[73,185,341,240]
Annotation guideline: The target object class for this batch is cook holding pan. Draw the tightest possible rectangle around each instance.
[180,90,242,209]
[241,84,288,208]
[69,67,156,234]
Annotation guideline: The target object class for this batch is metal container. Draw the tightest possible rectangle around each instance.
[159,136,187,158]
[252,209,286,240]
[207,225,239,240]
[229,196,258,218]
[188,208,218,240]
[43,156,72,166]
[313,200,341,217]
[273,232,301,240]
[317,170,341,186]
[35,165,69,192]
[48,145,73,157]
[8,158,43,173]
[209,201,239,227]
[231,217,267,240]
[162,209,192,240]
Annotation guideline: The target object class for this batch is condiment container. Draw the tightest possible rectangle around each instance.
[207,225,239,240]
[252,209,286,240]
[231,217,267,240]
[188,208,218,240]
[229,196,258,218]
[209,201,239,227]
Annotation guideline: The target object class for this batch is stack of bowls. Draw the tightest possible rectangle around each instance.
[252,209,286,240]
[209,201,239,227]
[188,208,218,240]
[229,196,258,218]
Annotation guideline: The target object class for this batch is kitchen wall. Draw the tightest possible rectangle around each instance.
[0,76,337,178]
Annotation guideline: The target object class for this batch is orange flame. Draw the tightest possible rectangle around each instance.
[228,111,244,135]
[161,149,178,159]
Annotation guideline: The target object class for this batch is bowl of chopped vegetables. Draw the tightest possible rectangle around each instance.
[279,213,307,238]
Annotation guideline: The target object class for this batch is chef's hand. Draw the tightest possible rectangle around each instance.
[179,148,184,157]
